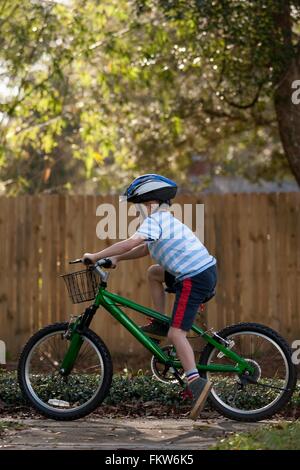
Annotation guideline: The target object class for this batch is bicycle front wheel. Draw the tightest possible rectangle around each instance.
[199,322,297,422]
[18,322,113,420]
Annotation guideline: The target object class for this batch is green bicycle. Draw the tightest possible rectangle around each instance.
[18,258,297,421]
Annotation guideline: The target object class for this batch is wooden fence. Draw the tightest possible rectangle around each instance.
[0,193,299,365]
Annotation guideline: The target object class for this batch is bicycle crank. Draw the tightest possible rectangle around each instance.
[150,345,185,384]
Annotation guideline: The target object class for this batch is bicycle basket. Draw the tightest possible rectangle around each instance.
[61,269,99,304]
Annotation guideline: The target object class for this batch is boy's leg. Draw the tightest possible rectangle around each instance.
[147,264,166,313]
[168,326,212,420]
[167,327,196,371]
[140,265,169,339]
[168,270,217,419]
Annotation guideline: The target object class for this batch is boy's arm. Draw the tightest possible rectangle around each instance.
[83,234,147,264]
[115,243,149,262]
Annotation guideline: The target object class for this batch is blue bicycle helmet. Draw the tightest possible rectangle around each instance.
[121,174,177,203]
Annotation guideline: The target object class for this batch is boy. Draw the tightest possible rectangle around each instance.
[83,174,217,419]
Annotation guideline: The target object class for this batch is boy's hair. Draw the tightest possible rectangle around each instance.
[158,199,171,206]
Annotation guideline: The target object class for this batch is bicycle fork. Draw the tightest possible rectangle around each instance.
[59,305,97,376]
[59,332,83,376]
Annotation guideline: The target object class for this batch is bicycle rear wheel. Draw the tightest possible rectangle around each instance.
[18,322,113,420]
[199,322,297,422]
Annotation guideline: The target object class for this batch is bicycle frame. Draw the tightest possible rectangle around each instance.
[60,280,255,378]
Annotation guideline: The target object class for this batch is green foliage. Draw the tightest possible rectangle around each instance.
[1,371,300,411]
[0,371,23,405]
[106,374,183,406]
[0,371,184,407]
[0,1,299,194]
[0,420,25,437]
[213,421,300,450]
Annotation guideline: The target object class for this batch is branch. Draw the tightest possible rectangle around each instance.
[89,27,131,51]
[0,2,20,28]
[178,96,244,122]
[14,116,62,136]
[0,0,10,17]
[1,20,132,117]
[221,81,264,109]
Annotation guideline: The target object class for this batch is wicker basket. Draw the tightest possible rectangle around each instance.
[61,269,99,304]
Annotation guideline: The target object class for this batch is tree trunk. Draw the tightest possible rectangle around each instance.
[274,56,300,186]
[273,1,300,186]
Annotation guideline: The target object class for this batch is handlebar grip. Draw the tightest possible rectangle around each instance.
[96,258,113,268]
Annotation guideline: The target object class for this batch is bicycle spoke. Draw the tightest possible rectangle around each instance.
[25,330,104,412]
[247,379,289,392]
[228,383,240,407]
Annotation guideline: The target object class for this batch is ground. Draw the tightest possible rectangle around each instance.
[0,417,291,450]
[1,371,299,450]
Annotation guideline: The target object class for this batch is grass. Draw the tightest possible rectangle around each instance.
[0,420,25,437]
[213,421,300,450]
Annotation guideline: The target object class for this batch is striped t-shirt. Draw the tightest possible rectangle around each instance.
[136,209,216,281]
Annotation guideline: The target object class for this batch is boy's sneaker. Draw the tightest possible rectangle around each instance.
[188,377,213,420]
[140,320,169,340]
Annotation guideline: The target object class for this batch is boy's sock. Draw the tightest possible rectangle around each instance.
[185,368,199,385]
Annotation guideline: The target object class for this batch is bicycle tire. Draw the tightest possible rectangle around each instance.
[199,322,297,422]
[18,322,113,421]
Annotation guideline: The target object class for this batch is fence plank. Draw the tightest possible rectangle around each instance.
[286,192,298,336]
[41,197,52,327]
[15,197,28,351]
[7,198,17,354]
[276,193,288,335]
[29,196,41,332]
[57,195,67,322]
[266,193,278,331]
[295,193,300,338]
[0,197,8,345]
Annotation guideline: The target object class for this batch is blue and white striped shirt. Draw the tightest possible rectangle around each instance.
[136,209,216,281]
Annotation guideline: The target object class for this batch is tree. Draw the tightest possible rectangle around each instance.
[0,0,86,193]
[0,0,298,194]
[133,0,300,184]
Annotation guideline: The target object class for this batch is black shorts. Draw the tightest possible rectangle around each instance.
[164,271,177,293]
[170,265,217,331]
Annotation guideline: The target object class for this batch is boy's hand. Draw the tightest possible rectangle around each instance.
[107,256,118,269]
[82,253,97,265]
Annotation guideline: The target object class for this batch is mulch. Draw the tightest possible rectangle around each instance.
[1,401,299,421]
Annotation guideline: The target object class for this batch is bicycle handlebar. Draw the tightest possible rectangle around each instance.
[96,258,113,269]
[69,258,113,269]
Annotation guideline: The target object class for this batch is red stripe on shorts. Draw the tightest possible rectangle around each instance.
[172,278,192,328]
